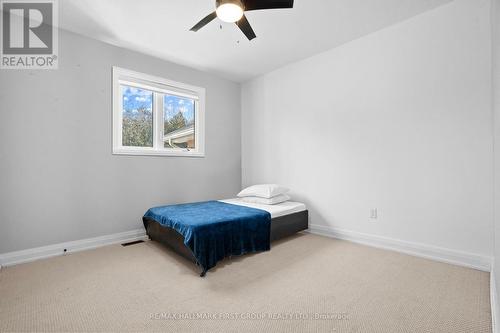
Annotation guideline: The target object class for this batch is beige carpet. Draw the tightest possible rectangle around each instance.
[0,233,491,333]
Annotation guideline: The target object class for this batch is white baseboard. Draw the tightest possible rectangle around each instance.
[491,265,499,333]
[0,229,147,267]
[307,224,492,272]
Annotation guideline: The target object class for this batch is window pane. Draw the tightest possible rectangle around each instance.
[163,94,195,149]
[121,85,153,147]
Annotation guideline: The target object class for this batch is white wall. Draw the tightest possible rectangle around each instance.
[492,0,500,326]
[0,29,241,253]
[242,0,493,256]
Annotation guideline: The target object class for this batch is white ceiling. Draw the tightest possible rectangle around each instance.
[60,0,453,82]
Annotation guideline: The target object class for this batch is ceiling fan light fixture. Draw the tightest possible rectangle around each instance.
[191,0,294,40]
[216,0,244,23]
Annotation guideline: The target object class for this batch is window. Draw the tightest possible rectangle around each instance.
[112,67,205,157]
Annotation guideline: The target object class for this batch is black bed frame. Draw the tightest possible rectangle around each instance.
[144,210,308,276]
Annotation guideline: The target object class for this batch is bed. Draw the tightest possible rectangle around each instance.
[143,198,308,276]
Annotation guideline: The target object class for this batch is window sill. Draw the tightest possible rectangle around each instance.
[112,148,205,158]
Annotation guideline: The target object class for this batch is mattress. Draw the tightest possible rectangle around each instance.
[218,198,306,219]
[143,201,271,274]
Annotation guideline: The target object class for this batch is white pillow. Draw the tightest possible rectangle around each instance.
[237,184,289,199]
[241,194,291,205]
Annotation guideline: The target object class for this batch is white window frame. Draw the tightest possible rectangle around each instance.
[112,66,205,157]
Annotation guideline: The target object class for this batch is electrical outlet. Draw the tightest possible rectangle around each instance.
[370,208,378,220]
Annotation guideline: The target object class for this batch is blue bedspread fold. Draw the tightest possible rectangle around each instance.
[143,201,271,273]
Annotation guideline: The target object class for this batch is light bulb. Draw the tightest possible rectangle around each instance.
[216,3,244,23]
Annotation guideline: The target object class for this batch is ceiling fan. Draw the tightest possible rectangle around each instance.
[190,0,294,41]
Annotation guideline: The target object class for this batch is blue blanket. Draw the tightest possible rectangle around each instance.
[143,201,271,274]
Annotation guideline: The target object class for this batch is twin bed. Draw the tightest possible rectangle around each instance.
[143,197,308,276]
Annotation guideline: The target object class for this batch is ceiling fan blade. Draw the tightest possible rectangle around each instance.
[236,15,256,40]
[190,11,217,32]
[243,0,294,11]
